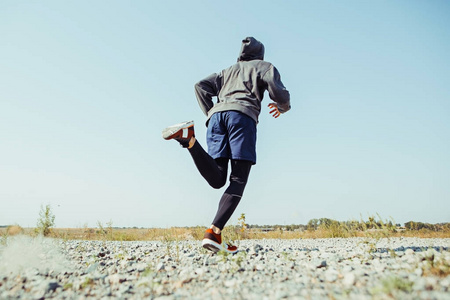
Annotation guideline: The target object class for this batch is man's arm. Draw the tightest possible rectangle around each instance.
[194,73,222,116]
[263,65,291,114]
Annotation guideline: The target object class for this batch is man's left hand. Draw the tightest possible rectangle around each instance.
[268,103,281,118]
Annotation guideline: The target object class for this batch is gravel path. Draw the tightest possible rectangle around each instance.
[0,236,449,299]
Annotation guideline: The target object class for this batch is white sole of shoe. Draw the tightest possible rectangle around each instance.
[202,239,238,254]
[202,239,221,253]
[162,121,194,140]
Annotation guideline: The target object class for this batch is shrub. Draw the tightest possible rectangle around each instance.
[36,204,55,236]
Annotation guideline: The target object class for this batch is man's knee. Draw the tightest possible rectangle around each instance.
[227,175,248,195]
[209,178,227,189]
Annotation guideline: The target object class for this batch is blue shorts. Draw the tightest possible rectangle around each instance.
[207,111,257,164]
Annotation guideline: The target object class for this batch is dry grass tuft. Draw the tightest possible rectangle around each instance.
[1,225,448,241]
[1,215,449,242]
[6,225,24,236]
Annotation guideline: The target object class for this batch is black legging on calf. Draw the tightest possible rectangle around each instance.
[188,141,252,230]
[212,160,252,229]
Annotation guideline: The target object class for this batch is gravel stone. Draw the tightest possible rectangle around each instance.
[342,272,356,287]
[0,236,448,299]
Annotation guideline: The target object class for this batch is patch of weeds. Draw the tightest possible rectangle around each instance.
[419,249,450,277]
[231,251,247,268]
[35,204,55,236]
[0,232,8,246]
[340,288,352,298]
[174,241,181,262]
[237,213,248,239]
[113,243,128,261]
[76,243,88,253]
[222,226,241,247]
[359,214,397,257]
[199,247,209,255]
[217,250,230,263]
[215,249,245,270]
[63,283,73,290]
[59,230,70,244]
[319,220,352,238]
[365,214,397,240]
[137,271,162,297]
[106,220,113,240]
[141,265,155,278]
[115,251,127,260]
[162,231,179,260]
[371,275,414,296]
[136,264,159,294]
[81,277,94,289]
[190,226,206,240]
[223,214,253,244]
[96,220,113,241]
[281,251,294,262]
[388,249,397,258]
[360,239,377,255]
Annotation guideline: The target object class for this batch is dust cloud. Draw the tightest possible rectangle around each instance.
[0,235,73,276]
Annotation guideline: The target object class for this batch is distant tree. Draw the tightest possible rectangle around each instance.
[404,221,414,230]
[405,221,437,231]
[307,219,319,230]
[318,218,334,227]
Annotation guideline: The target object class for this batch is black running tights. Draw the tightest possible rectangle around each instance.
[188,141,252,230]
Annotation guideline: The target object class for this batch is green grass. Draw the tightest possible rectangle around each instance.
[371,275,414,296]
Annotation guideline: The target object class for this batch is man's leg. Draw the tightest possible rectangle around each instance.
[188,140,228,189]
[186,111,231,189]
[162,120,229,189]
[210,112,255,231]
[202,159,252,253]
[211,159,252,230]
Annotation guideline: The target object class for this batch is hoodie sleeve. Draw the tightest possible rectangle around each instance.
[263,65,291,113]
[194,73,223,116]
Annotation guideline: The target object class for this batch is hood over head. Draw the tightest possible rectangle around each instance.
[237,37,265,62]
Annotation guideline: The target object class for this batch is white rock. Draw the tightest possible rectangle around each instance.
[440,278,450,288]
[107,274,121,285]
[195,268,205,276]
[324,268,339,282]
[342,273,356,287]
[405,249,414,256]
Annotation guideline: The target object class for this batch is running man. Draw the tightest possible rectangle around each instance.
[162,37,291,253]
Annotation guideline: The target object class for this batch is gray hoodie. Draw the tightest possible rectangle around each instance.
[194,37,291,124]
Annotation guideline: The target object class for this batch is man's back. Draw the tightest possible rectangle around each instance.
[195,37,290,123]
[213,59,290,122]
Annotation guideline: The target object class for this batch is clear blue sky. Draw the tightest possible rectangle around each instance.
[1,1,449,228]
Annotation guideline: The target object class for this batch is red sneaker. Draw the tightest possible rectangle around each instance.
[202,228,238,254]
